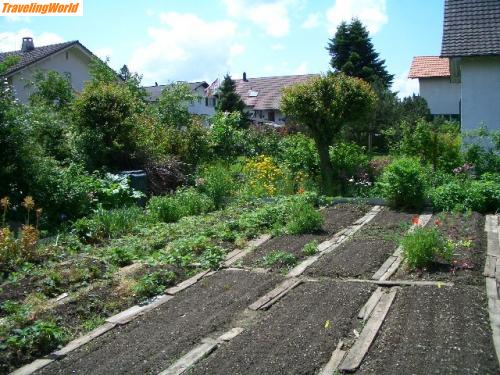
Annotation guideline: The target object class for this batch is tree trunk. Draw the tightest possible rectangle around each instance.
[315,139,339,196]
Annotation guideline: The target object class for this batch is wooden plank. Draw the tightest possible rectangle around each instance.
[488,234,500,258]
[286,254,322,278]
[52,322,116,358]
[485,215,499,233]
[106,305,145,325]
[217,327,244,342]
[318,340,345,375]
[379,257,403,281]
[371,256,397,280]
[9,359,53,375]
[339,289,397,372]
[486,277,498,300]
[358,287,384,320]
[484,255,497,278]
[344,278,454,287]
[165,270,211,295]
[496,258,500,282]
[248,278,302,310]
[158,338,218,375]
[222,234,272,267]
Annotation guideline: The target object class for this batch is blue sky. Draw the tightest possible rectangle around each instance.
[0,0,445,97]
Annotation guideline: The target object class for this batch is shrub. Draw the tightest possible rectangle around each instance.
[243,155,292,197]
[210,112,247,159]
[465,179,500,213]
[329,141,370,193]
[429,181,466,212]
[303,240,318,256]
[286,200,323,234]
[147,188,214,223]
[163,235,217,268]
[107,246,134,267]
[401,227,454,269]
[463,143,500,176]
[73,206,145,243]
[200,245,225,270]
[145,157,187,195]
[197,163,234,209]
[133,270,177,299]
[379,157,428,209]
[277,134,319,177]
[261,250,297,269]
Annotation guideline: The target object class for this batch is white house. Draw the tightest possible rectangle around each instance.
[408,56,460,118]
[409,0,500,132]
[232,72,318,126]
[440,0,500,132]
[0,37,94,103]
[143,81,217,118]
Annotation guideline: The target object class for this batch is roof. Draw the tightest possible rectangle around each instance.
[143,81,209,102]
[234,74,318,110]
[408,56,450,78]
[0,40,93,76]
[441,0,500,57]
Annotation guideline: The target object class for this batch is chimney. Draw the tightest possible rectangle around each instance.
[155,82,158,86]
[21,37,34,52]
[243,72,248,82]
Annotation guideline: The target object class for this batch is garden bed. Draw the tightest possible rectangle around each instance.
[190,280,374,375]
[240,203,369,271]
[356,285,499,374]
[305,208,414,279]
[36,269,282,375]
[393,212,486,285]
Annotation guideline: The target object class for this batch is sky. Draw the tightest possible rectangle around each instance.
[0,0,445,97]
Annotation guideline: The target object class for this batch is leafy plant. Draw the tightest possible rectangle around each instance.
[200,245,225,270]
[133,270,177,299]
[378,157,428,209]
[303,240,319,256]
[261,251,297,269]
[107,246,134,267]
[197,163,234,209]
[3,320,66,356]
[286,200,323,235]
[401,227,454,269]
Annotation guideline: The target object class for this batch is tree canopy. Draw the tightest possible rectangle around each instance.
[216,74,248,128]
[327,18,393,89]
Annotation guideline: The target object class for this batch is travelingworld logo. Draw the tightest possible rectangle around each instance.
[1,0,83,16]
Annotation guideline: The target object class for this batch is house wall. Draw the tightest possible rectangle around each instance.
[419,77,461,115]
[9,46,92,103]
[249,109,286,126]
[187,86,216,116]
[460,56,500,132]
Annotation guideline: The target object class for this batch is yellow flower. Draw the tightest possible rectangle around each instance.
[0,196,10,210]
[22,196,35,211]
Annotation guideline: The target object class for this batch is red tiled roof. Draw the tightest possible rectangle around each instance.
[408,56,450,78]
[234,74,318,110]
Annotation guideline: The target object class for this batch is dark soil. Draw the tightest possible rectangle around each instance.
[242,203,370,270]
[393,212,486,285]
[190,280,375,375]
[305,209,414,279]
[36,269,282,375]
[357,285,499,375]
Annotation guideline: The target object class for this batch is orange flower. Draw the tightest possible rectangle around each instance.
[297,187,305,194]
[435,219,441,226]
[412,215,420,225]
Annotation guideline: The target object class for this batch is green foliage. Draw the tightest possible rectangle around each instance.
[210,112,247,159]
[463,143,500,176]
[200,245,225,270]
[107,246,134,267]
[29,70,74,109]
[327,19,393,89]
[89,57,117,84]
[162,235,223,269]
[397,119,462,172]
[261,251,297,269]
[379,157,428,209]
[133,270,176,299]
[281,73,376,195]
[147,188,214,223]
[277,134,319,177]
[303,240,319,256]
[286,199,323,234]
[401,227,454,269]
[73,206,145,243]
[429,180,465,212]
[197,163,234,209]
[329,142,369,193]
[157,82,195,128]
[216,74,248,128]
[3,320,66,357]
[73,81,141,170]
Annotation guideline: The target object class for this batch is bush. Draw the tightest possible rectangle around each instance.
[302,240,318,256]
[242,155,292,197]
[463,144,500,176]
[73,206,145,243]
[465,179,500,213]
[107,246,134,267]
[163,235,221,268]
[261,250,297,269]
[277,134,319,177]
[4,320,66,357]
[429,181,466,212]
[197,163,234,209]
[401,227,454,269]
[210,112,247,159]
[133,270,176,299]
[379,157,428,209]
[286,199,323,234]
[146,157,187,196]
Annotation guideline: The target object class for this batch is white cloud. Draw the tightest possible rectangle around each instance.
[222,0,291,37]
[326,0,388,34]
[294,61,309,75]
[271,43,285,51]
[129,12,238,84]
[301,13,321,29]
[94,47,113,60]
[392,72,419,99]
[0,29,64,52]
[6,15,31,23]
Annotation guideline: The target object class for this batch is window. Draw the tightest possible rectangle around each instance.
[65,51,69,60]
[198,97,202,104]
[268,110,275,122]
[212,98,217,106]
[205,97,209,106]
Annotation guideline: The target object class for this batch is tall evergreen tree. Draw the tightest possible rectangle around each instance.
[327,19,393,89]
[216,74,246,113]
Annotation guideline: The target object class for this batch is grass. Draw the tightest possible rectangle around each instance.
[261,250,297,269]
[401,227,454,269]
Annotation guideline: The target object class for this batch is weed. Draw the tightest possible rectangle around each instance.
[108,246,134,267]
[200,246,225,270]
[3,320,66,356]
[401,227,455,269]
[261,251,297,269]
[133,270,177,300]
[303,240,319,256]
[286,200,323,235]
